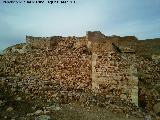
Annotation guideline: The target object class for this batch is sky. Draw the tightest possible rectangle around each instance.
[0,0,160,51]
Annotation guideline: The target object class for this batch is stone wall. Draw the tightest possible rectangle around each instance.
[26,36,86,50]
[26,36,51,49]
[26,32,160,56]
[90,42,138,106]
[23,32,141,106]
[1,31,160,108]
[136,56,160,112]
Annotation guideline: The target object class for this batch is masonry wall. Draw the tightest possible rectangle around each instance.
[87,32,138,105]
[24,32,139,106]
[1,31,160,113]
[26,36,87,50]
[90,41,138,106]
[25,31,159,106]
[26,36,52,49]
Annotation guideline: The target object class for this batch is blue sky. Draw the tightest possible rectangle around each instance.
[0,0,160,50]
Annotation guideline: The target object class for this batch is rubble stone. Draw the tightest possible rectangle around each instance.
[35,110,43,115]
[6,107,13,112]
[0,31,160,117]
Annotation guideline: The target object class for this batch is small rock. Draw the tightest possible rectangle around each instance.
[6,107,13,112]
[126,114,129,118]
[132,111,143,118]
[43,110,50,114]
[32,106,36,110]
[35,115,51,120]
[27,113,34,116]
[47,99,51,103]
[11,88,16,92]
[47,105,61,111]
[55,106,61,111]
[15,97,22,101]
[144,115,151,120]
[19,117,27,120]
[0,100,4,106]
[35,110,43,115]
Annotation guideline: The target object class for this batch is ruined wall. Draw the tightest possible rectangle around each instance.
[88,33,138,106]
[10,31,160,106]
[1,36,92,103]
[90,44,138,106]
[1,31,160,116]
[26,36,52,49]
[26,32,160,57]
[26,36,87,50]
[24,32,140,106]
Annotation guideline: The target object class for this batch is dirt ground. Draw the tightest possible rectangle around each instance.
[0,100,145,120]
[52,104,144,120]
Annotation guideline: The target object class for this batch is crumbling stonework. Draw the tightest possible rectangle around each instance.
[26,36,87,50]
[0,31,160,114]
[25,31,140,106]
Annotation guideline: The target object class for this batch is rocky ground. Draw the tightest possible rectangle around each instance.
[0,97,146,120]
[0,76,159,120]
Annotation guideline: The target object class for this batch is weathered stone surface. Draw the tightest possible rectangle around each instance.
[15,96,22,101]
[35,110,43,115]
[0,31,160,117]
[6,107,13,112]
